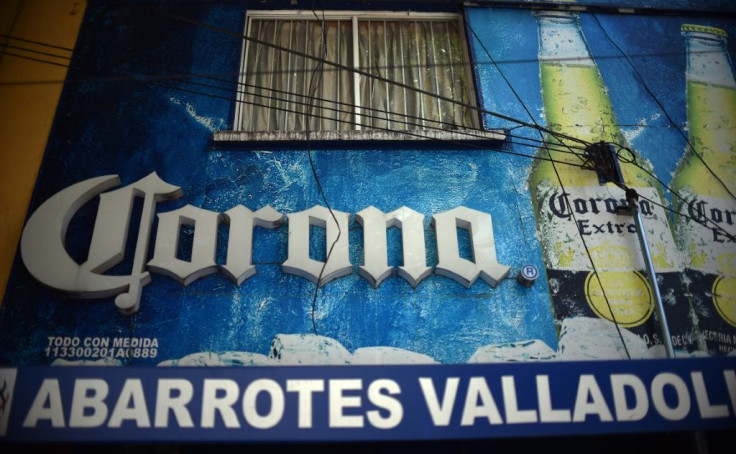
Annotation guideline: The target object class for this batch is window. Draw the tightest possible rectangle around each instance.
[222,11,499,142]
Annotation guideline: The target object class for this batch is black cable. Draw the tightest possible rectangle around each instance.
[170,69,501,138]
[0,8,694,158]
[131,3,592,149]
[128,58,482,137]
[637,190,736,240]
[467,14,631,357]
[0,33,74,52]
[1,52,70,68]
[609,144,736,240]
[592,13,736,203]
[467,19,590,166]
[145,76,604,186]
[305,4,339,336]
[0,13,603,197]
[0,30,74,69]
[0,43,72,61]
[130,56,585,150]
[548,148,632,359]
[129,61,593,158]
[5,51,717,85]
[0,5,26,66]
[152,75,597,169]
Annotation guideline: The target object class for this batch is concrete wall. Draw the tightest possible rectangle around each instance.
[0,0,86,300]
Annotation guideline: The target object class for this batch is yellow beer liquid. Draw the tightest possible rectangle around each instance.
[671,81,736,198]
[531,63,656,189]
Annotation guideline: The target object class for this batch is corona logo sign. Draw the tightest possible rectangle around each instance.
[20,173,511,315]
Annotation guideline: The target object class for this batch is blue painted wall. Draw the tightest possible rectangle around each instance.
[1,1,735,365]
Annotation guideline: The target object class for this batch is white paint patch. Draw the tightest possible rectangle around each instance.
[169,97,224,133]
[351,347,437,364]
[558,317,649,360]
[468,339,556,362]
[51,358,123,366]
[621,112,660,144]
[158,318,712,366]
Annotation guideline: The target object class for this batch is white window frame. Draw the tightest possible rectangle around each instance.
[215,10,505,143]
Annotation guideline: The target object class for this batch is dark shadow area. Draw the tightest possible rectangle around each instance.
[2,431,733,454]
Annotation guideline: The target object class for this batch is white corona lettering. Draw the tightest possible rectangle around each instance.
[281,205,352,286]
[20,173,511,314]
[433,207,510,288]
[221,205,283,285]
[355,206,431,288]
[147,205,221,285]
[20,173,182,315]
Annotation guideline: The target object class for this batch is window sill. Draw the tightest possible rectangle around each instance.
[212,129,506,149]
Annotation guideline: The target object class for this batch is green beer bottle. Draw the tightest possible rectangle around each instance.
[529,11,696,355]
[672,24,736,355]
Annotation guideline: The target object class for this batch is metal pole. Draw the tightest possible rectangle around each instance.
[625,189,676,359]
[599,141,676,359]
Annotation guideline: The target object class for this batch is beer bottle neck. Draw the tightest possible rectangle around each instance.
[682,24,736,168]
[536,11,594,66]
[683,26,736,88]
[536,11,621,144]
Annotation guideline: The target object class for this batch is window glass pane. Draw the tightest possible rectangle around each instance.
[402,21,426,130]
[242,19,277,131]
[337,20,354,130]
[239,14,477,132]
[384,22,408,129]
[321,20,352,131]
[275,20,295,130]
[432,20,471,129]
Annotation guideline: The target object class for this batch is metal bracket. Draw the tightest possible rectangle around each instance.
[585,141,624,186]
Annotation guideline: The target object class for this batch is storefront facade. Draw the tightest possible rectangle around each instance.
[1,0,735,443]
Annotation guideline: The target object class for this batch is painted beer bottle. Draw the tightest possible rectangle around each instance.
[528,11,696,354]
[672,24,736,355]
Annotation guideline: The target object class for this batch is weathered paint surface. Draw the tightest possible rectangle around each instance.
[1,1,735,365]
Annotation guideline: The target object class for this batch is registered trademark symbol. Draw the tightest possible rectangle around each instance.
[522,265,538,280]
[517,264,539,287]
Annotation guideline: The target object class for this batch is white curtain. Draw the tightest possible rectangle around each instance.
[240,17,475,132]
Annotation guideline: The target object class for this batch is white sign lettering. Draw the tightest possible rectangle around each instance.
[20,173,510,314]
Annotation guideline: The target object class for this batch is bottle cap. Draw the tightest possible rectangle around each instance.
[517,265,539,287]
[682,24,728,38]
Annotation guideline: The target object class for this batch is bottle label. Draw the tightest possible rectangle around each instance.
[713,276,736,328]
[536,184,681,273]
[547,269,697,352]
[675,192,736,330]
[535,184,697,351]
[584,270,654,328]
[685,269,736,354]
[675,192,736,275]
